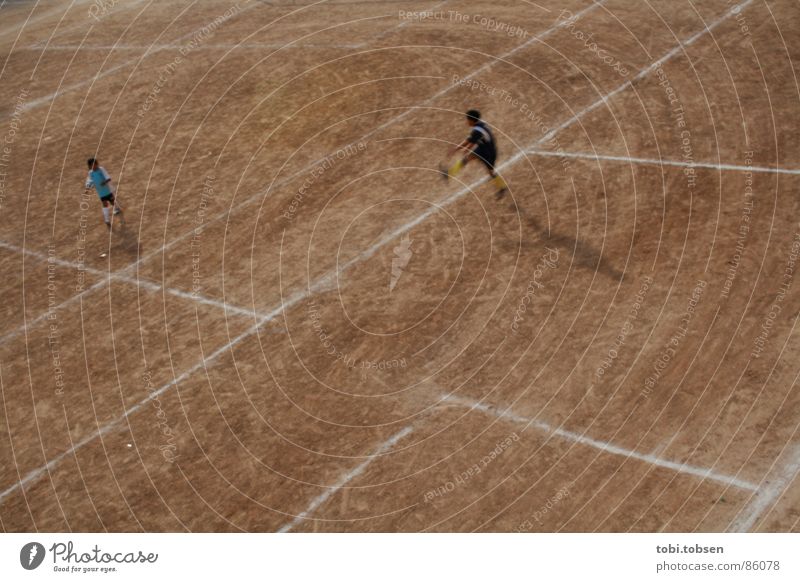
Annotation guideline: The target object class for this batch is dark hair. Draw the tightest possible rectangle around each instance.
[466,109,481,122]
[87,158,96,168]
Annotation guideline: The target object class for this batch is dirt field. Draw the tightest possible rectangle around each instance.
[1,0,799,532]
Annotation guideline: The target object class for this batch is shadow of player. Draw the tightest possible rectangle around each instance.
[112,223,142,255]
[505,202,624,282]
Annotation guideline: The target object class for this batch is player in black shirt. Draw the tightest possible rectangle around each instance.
[442,109,508,197]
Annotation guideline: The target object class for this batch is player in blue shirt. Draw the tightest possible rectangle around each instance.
[84,158,124,229]
[442,109,508,198]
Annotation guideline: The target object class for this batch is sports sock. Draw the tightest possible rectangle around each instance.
[492,174,507,190]
[102,206,111,224]
[448,158,465,178]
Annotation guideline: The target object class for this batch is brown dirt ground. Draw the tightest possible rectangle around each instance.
[1,0,799,532]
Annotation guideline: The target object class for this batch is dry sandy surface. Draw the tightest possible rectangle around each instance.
[0,0,799,532]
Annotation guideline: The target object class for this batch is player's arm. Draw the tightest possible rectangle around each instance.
[448,138,477,157]
[450,124,483,157]
[100,167,112,186]
[443,135,478,180]
[84,174,94,191]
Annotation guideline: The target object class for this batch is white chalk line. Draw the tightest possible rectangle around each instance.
[128,0,604,278]
[3,0,741,505]
[0,2,594,496]
[267,377,751,530]
[0,0,604,503]
[4,1,607,345]
[6,0,585,338]
[16,1,263,114]
[538,0,754,147]
[342,0,758,277]
[5,141,779,346]
[0,240,350,506]
[276,425,413,532]
[11,0,778,529]
[0,0,454,342]
[0,269,314,505]
[0,239,258,326]
[730,444,800,531]
[0,0,93,40]
[353,0,449,48]
[526,148,800,176]
[0,403,128,505]
[2,277,106,347]
[20,43,160,114]
[18,0,443,51]
[14,0,446,111]
[5,10,378,341]
[21,0,148,48]
[443,394,758,492]
[0,151,357,346]
[21,42,364,51]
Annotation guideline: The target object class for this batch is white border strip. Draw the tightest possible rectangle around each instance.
[277,426,414,532]
[0,240,257,322]
[5,0,608,344]
[354,0,450,48]
[0,0,94,40]
[730,445,800,531]
[5,136,788,345]
[0,0,605,503]
[22,0,149,47]
[16,1,262,114]
[526,149,800,176]
[0,279,311,504]
[21,42,364,51]
[1,0,750,505]
[443,394,758,492]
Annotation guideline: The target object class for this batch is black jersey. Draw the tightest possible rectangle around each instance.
[467,121,497,154]
[467,121,498,169]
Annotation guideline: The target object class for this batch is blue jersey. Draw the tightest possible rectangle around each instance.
[85,167,114,198]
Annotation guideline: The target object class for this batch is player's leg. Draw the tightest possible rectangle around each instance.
[443,151,473,181]
[449,154,469,178]
[442,148,507,196]
[489,167,507,197]
[108,193,125,224]
[100,197,112,228]
[478,150,507,197]
[490,170,508,198]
